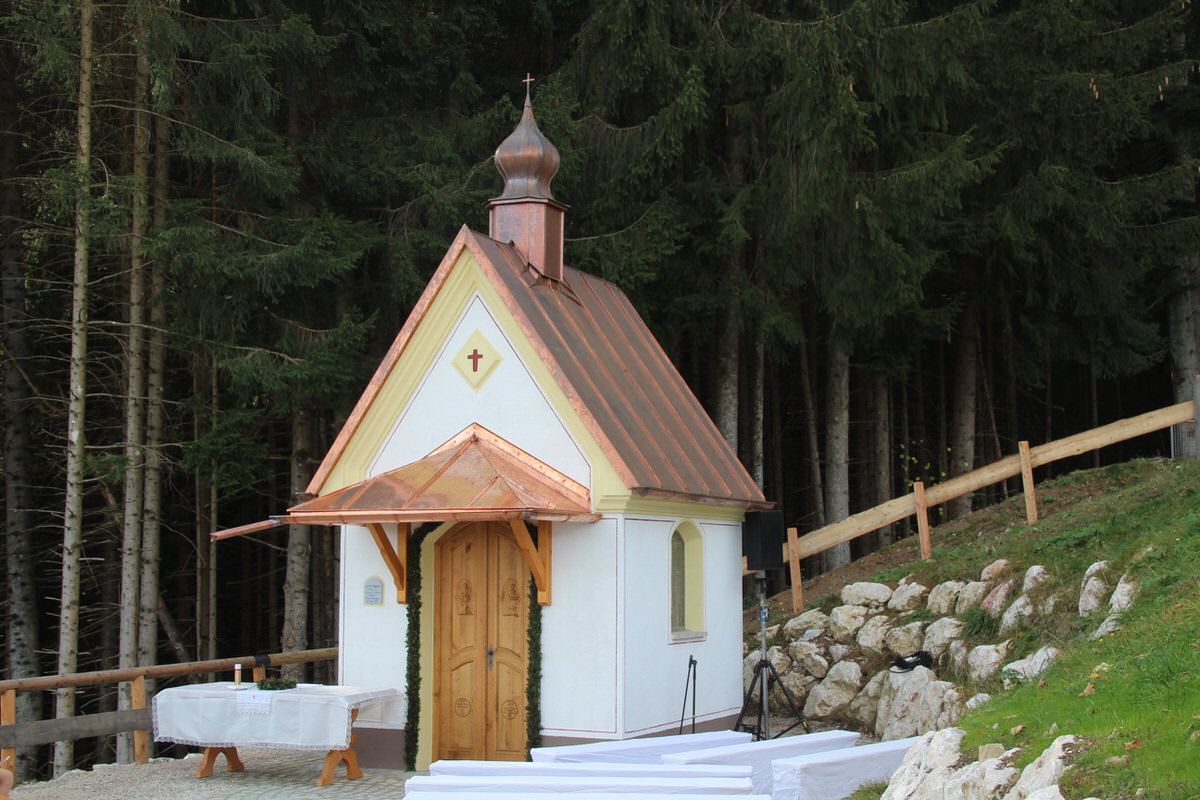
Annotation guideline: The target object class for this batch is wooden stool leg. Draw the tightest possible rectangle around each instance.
[196,746,244,778]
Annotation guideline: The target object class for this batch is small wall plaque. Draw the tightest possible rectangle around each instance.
[363,576,384,606]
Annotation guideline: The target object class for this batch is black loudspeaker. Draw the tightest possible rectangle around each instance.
[742,510,784,570]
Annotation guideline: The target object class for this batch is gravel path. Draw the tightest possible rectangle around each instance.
[9,749,417,800]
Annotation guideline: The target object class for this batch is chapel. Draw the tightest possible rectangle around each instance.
[248,87,769,769]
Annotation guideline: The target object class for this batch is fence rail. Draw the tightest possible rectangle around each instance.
[777,396,1198,612]
[0,647,337,767]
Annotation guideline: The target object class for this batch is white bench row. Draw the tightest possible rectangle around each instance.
[409,729,918,798]
[406,794,771,800]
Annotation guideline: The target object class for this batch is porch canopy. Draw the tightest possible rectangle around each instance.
[212,423,594,604]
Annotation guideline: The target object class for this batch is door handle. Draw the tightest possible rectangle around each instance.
[488,646,495,670]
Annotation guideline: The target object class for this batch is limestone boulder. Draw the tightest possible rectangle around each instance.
[944,751,1021,800]
[845,670,887,731]
[828,605,870,642]
[965,692,992,710]
[828,642,859,663]
[927,580,966,615]
[999,594,1035,634]
[982,580,1015,618]
[967,640,1011,682]
[875,666,958,740]
[955,581,992,614]
[885,621,926,660]
[841,582,894,609]
[924,617,964,661]
[1090,614,1122,640]
[782,609,829,639]
[1024,788,1066,800]
[889,581,930,612]
[1003,646,1060,688]
[1077,574,1109,617]
[1000,735,1077,800]
[774,669,814,713]
[803,659,864,720]
[1109,574,1139,613]
[1083,560,1109,582]
[947,639,969,676]
[856,614,893,660]
[767,645,792,674]
[981,558,1012,581]
[880,728,964,800]
[1022,565,1051,594]
[786,640,829,679]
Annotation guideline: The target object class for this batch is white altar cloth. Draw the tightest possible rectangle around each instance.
[153,683,401,751]
[661,729,861,795]
[530,730,752,763]
[770,736,920,800]
[403,775,755,794]
[430,760,753,779]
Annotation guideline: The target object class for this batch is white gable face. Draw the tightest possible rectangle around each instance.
[369,292,591,486]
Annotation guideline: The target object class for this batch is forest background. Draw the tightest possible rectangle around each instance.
[3,0,1200,780]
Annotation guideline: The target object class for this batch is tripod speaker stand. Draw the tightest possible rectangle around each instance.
[733,572,808,740]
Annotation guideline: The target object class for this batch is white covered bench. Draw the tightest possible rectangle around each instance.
[403,774,755,794]
[660,729,862,795]
[405,794,770,800]
[429,759,753,779]
[530,730,753,764]
[770,736,920,800]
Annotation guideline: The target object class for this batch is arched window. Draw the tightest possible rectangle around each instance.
[669,523,704,640]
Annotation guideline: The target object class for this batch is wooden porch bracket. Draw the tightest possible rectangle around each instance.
[366,522,408,603]
[510,520,552,605]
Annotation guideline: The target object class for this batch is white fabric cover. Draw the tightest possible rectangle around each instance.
[661,729,861,795]
[430,760,752,779]
[531,730,753,763]
[770,736,920,800]
[404,794,770,800]
[403,775,754,794]
[152,682,401,751]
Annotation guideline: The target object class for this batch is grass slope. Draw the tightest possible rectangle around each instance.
[835,458,1200,800]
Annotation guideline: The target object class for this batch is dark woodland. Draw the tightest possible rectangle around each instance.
[3,0,1200,777]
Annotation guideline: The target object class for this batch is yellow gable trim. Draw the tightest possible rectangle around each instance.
[322,246,627,504]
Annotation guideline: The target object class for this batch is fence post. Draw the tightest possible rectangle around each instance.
[1019,441,1038,523]
[2,687,15,771]
[786,527,803,613]
[913,481,932,559]
[131,676,148,765]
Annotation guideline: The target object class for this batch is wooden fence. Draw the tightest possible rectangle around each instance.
[0,647,337,771]
[771,397,1198,613]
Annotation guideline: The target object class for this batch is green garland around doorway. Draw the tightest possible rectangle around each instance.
[526,575,543,755]
[403,524,435,770]
[401,523,544,769]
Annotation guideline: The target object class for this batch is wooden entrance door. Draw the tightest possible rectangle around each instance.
[435,522,529,760]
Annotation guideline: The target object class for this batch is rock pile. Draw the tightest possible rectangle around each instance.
[744,559,1137,740]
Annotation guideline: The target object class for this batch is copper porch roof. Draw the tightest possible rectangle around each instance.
[307,226,768,509]
[289,424,597,524]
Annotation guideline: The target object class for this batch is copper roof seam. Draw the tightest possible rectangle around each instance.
[467,475,504,508]
[473,446,590,512]
[473,233,638,487]
[600,277,751,499]
[306,227,472,496]
[573,271,697,491]
[404,439,473,509]
[466,421,591,500]
[503,258,651,488]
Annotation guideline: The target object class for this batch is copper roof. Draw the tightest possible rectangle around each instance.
[289,423,598,524]
[308,227,767,510]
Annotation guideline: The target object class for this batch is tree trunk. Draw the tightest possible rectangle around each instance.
[117,16,152,761]
[822,342,851,571]
[1,51,41,779]
[751,334,765,489]
[281,408,314,679]
[948,306,979,519]
[55,0,96,775]
[194,357,218,661]
[799,325,825,530]
[1168,253,1200,457]
[872,372,894,546]
[137,95,170,679]
[715,268,740,453]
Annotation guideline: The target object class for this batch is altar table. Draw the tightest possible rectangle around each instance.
[153,683,401,786]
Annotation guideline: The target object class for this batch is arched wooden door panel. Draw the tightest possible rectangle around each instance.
[435,522,528,761]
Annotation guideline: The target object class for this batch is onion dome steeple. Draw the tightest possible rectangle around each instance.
[488,77,567,281]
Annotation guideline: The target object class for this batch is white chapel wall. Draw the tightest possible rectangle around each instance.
[540,517,621,738]
[368,294,590,484]
[620,516,745,736]
[339,523,409,727]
